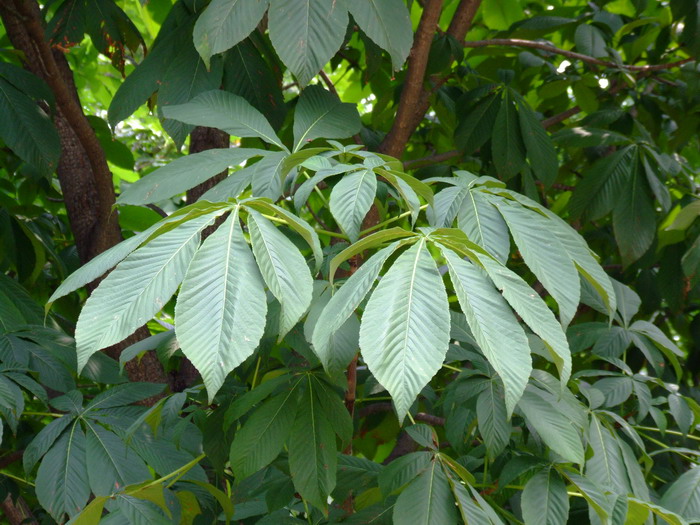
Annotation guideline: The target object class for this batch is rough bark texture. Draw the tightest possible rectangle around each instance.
[0,0,169,387]
[0,494,38,525]
[379,0,482,158]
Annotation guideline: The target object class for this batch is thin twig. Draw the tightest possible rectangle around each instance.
[463,38,694,72]
[403,149,462,169]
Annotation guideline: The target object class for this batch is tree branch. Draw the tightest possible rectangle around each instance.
[463,38,694,72]
[378,0,445,157]
[379,0,482,158]
[403,149,462,169]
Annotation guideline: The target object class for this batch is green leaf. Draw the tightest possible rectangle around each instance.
[427,185,470,228]
[440,246,531,415]
[312,243,400,370]
[175,212,268,399]
[250,151,287,201]
[244,199,323,272]
[481,0,524,29]
[23,413,74,473]
[612,163,656,266]
[521,468,570,525]
[586,414,630,494]
[491,91,526,180]
[347,0,413,70]
[328,227,417,282]
[471,252,572,386]
[455,93,501,154]
[193,0,270,68]
[0,77,60,175]
[84,421,150,496]
[312,376,353,446]
[627,498,689,525]
[162,90,285,149]
[359,240,451,422]
[379,451,433,496]
[569,146,636,221]
[293,86,361,151]
[247,210,313,338]
[48,202,227,305]
[448,475,503,525]
[84,383,165,412]
[75,213,215,370]
[393,462,459,525]
[660,467,700,522]
[116,494,170,524]
[330,169,377,242]
[516,98,558,187]
[575,24,608,57]
[305,282,359,373]
[288,377,338,512]
[517,386,585,464]
[457,189,510,263]
[477,380,511,458]
[117,148,266,205]
[268,0,347,86]
[496,200,580,327]
[35,422,89,522]
[230,384,300,479]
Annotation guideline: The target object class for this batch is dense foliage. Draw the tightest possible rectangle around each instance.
[1,0,699,523]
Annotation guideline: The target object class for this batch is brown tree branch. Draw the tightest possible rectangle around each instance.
[378,0,445,157]
[379,0,482,158]
[463,38,695,72]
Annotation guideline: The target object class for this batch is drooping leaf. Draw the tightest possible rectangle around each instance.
[268,0,348,86]
[517,386,585,464]
[586,414,630,494]
[448,475,504,525]
[230,384,300,480]
[250,151,287,201]
[193,0,270,67]
[521,468,570,525]
[312,243,401,369]
[75,213,216,370]
[288,377,338,512]
[476,380,511,458]
[35,422,89,522]
[23,415,74,473]
[393,461,459,525]
[0,77,60,175]
[359,240,451,421]
[516,97,559,187]
[162,90,285,150]
[455,93,501,154]
[330,169,377,242]
[440,246,531,414]
[457,189,510,263]
[247,210,313,338]
[117,148,265,205]
[660,467,700,522]
[347,0,413,70]
[491,91,526,180]
[292,85,361,151]
[84,421,151,496]
[175,212,268,399]
[495,200,580,327]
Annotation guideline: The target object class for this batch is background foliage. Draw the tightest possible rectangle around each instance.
[0,0,699,523]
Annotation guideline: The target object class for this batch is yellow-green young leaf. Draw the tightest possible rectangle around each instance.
[268,0,347,87]
[495,200,580,327]
[193,0,270,68]
[35,422,89,523]
[175,212,268,400]
[247,210,313,339]
[75,213,215,371]
[288,377,338,513]
[229,385,300,479]
[627,498,689,525]
[393,462,459,525]
[68,496,108,525]
[359,240,450,422]
[330,169,377,242]
[440,246,531,415]
[518,387,585,464]
[521,468,570,525]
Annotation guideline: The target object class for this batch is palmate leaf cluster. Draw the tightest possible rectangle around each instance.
[0,0,699,524]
